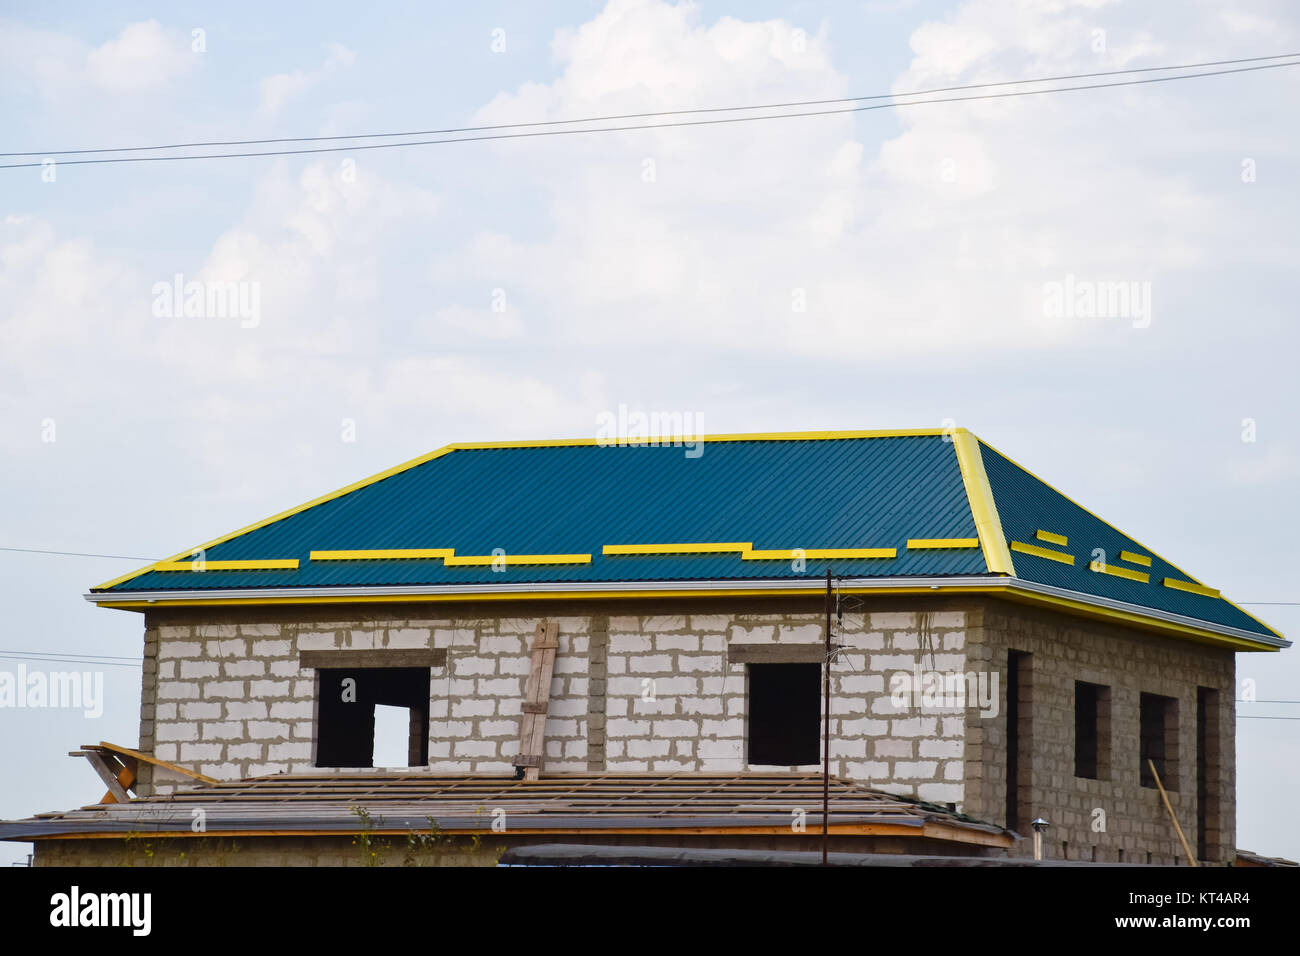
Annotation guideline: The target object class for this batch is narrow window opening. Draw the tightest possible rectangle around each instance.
[746,663,820,766]
[1074,681,1111,780]
[1006,650,1032,832]
[1139,692,1179,790]
[316,667,430,768]
[1197,687,1221,862]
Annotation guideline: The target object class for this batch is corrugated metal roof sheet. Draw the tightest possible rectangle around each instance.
[89,429,1283,644]
[979,440,1277,638]
[100,435,985,591]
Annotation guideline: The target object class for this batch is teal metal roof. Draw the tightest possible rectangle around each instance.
[97,434,984,590]
[977,440,1278,640]
[89,429,1284,647]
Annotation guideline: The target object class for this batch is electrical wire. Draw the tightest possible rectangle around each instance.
[8,51,1298,159]
[3,58,1298,170]
[0,546,154,561]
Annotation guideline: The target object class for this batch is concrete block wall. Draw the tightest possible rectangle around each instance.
[138,602,970,805]
[144,615,594,790]
[962,599,1237,865]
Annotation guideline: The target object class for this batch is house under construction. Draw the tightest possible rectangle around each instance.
[1,428,1287,865]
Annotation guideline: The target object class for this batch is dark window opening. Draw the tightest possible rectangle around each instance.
[1139,692,1179,790]
[1074,681,1111,780]
[747,663,820,766]
[1197,687,1221,862]
[1006,650,1032,832]
[316,667,430,768]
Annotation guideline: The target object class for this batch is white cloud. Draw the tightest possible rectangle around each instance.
[0,19,195,98]
[440,0,1296,363]
[85,20,192,92]
[259,42,356,115]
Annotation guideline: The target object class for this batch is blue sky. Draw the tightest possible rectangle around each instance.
[2,0,1298,864]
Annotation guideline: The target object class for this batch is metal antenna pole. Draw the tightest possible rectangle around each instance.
[823,569,832,866]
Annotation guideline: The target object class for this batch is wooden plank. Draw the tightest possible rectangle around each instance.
[91,741,218,784]
[100,759,138,805]
[515,620,559,781]
[82,751,131,804]
[1149,759,1198,866]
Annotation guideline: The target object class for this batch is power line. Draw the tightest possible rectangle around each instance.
[0,654,140,668]
[0,546,154,561]
[1239,715,1300,721]
[8,51,1298,159]
[0,650,140,661]
[4,58,1298,171]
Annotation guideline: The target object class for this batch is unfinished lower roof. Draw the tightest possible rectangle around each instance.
[0,772,1012,848]
[85,428,1286,650]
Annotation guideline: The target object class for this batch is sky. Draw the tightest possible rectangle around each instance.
[1,0,1297,865]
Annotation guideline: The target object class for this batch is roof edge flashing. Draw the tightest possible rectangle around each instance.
[951,430,1015,576]
[83,575,1286,649]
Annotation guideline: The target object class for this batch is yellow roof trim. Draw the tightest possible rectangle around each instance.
[906,538,981,550]
[1036,529,1068,546]
[604,543,751,555]
[311,549,455,561]
[1164,578,1221,599]
[154,559,299,572]
[952,430,1015,575]
[92,428,945,593]
[1088,560,1150,584]
[1010,540,1075,565]
[1119,550,1152,567]
[443,553,592,567]
[741,548,896,561]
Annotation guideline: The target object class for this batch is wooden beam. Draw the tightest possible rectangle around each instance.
[1148,759,1197,866]
[515,620,559,781]
[90,741,218,784]
[82,751,131,804]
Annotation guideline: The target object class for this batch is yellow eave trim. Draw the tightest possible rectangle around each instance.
[311,549,454,561]
[1119,550,1152,567]
[1164,577,1221,599]
[443,553,592,566]
[89,582,1281,650]
[742,548,896,560]
[1088,560,1150,584]
[604,543,751,555]
[1009,541,1075,565]
[153,559,299,572]
[1036,529,1068,546]
[952,430,1015,575]
[906,538,980,550]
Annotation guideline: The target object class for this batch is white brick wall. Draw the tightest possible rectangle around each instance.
[144,607,970,805]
